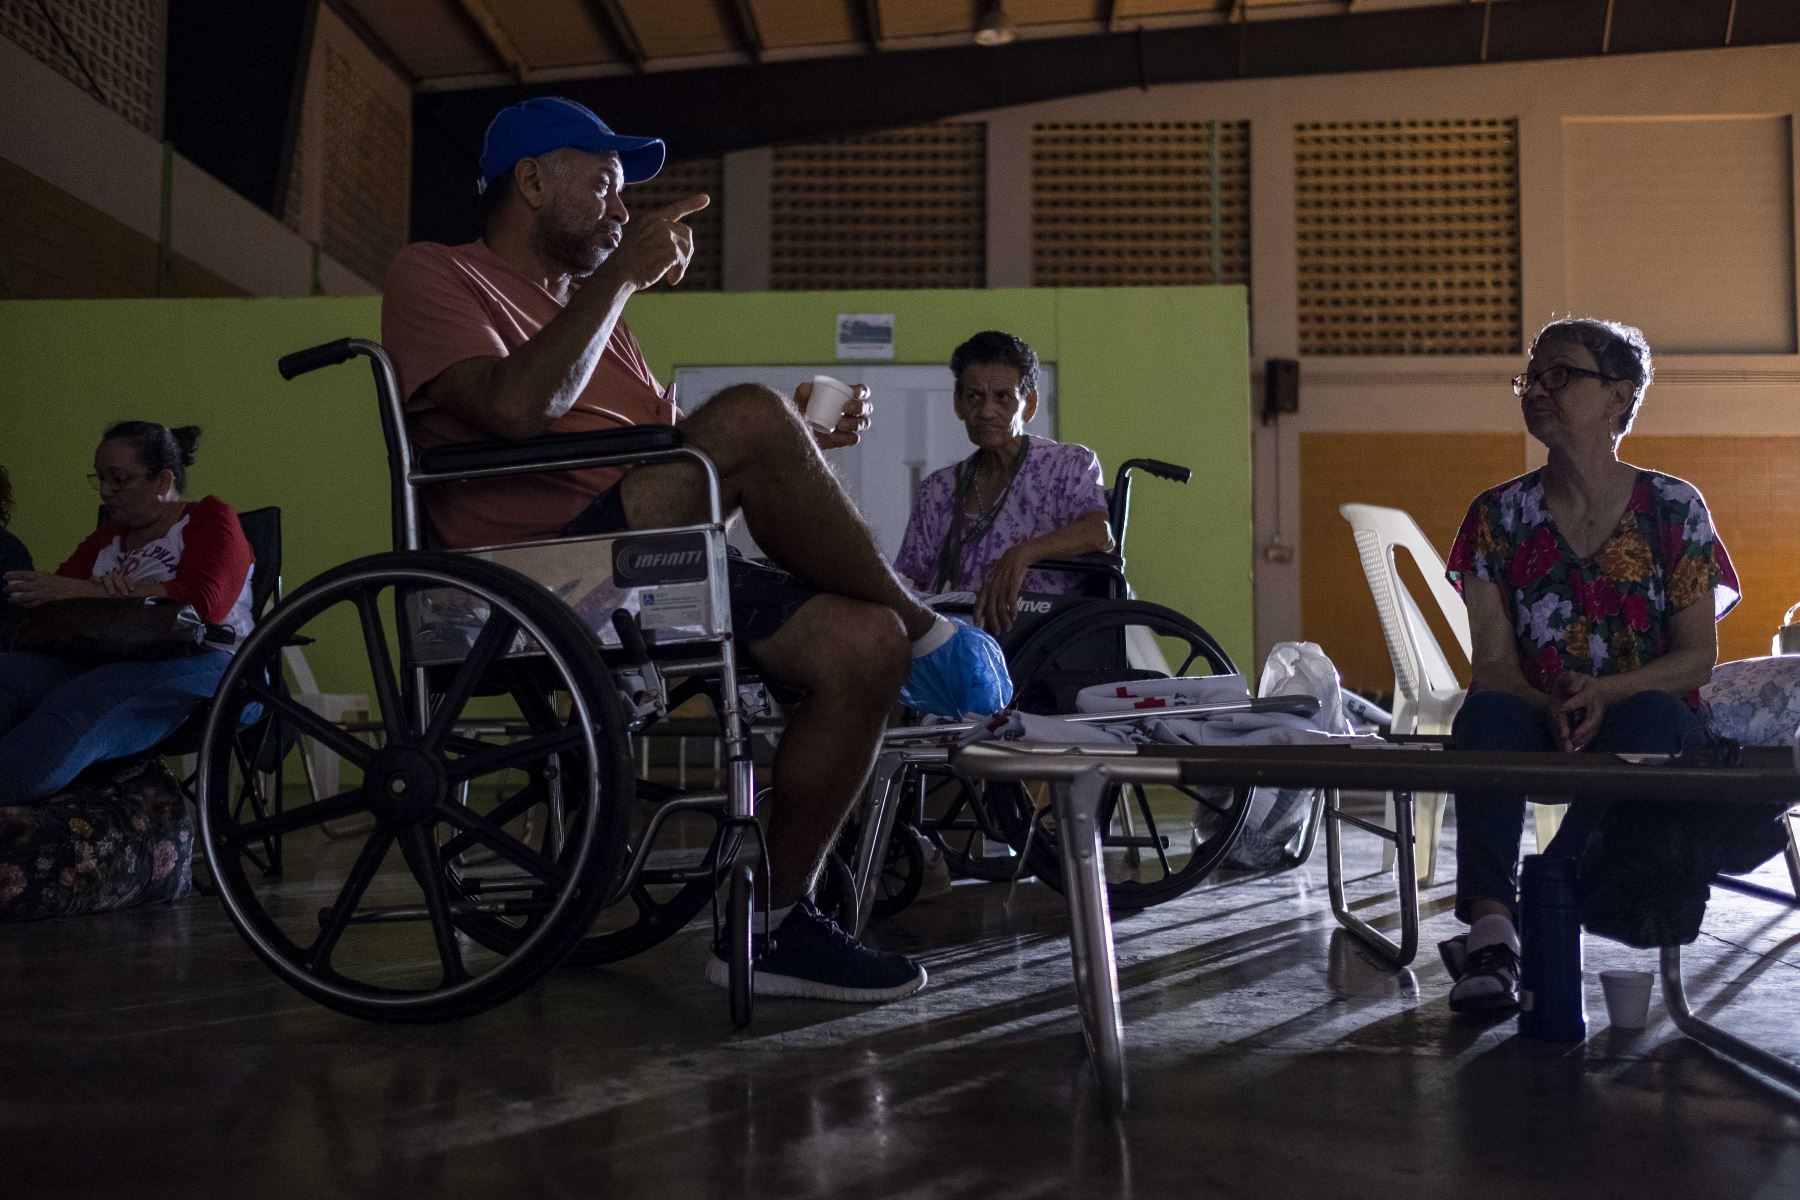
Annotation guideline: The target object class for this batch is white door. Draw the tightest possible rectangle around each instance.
[673,364,1057,560]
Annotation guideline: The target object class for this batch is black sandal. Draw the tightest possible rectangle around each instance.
[1438,934,1468,980]
[1448,942,1520,1014]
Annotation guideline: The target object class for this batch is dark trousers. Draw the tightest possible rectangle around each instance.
[1450,687,1705,923]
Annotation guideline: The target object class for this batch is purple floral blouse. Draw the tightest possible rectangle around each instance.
[1445,469,1740,701]
[895,437,1109,594]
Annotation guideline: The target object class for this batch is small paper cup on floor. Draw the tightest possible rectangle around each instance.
[1600,969,1654,1029]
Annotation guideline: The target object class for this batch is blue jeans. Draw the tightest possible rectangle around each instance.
[0,650,232,806]
[1450,687,1706,923]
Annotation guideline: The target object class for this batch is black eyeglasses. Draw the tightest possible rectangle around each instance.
[87,471,149,491]
[1511,366,1623,398]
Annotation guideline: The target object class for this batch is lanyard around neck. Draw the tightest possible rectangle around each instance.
[932,436,1032,591]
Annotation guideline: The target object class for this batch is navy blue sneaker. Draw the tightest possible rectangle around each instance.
[705,900,927,1002]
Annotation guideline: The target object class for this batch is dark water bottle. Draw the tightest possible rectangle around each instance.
[1518,853,1586,1041]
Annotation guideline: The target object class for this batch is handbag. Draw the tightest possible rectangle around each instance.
[10,596,230,664]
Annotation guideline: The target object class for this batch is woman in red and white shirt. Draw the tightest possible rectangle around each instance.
[0,422,253,805]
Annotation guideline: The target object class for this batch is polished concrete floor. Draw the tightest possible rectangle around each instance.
[5,810,1798,1200]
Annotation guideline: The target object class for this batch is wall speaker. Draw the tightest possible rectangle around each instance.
[1264,358,1299,424]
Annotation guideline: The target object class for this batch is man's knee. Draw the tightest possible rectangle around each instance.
[820,603,908,686]
[773,598,908,699]
[1452,689,1547,751]
[692,383,802,448]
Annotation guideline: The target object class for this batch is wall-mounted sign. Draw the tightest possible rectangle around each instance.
[836,312,895,360]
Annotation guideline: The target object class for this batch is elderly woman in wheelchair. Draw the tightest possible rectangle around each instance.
[896,331,1115,636]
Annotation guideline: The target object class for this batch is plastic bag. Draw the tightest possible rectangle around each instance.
[900,619,1013,719]
[1220,641,1351,869]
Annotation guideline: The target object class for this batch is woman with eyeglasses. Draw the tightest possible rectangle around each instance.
[0,421,253,805]
[894,331,1115,635]
[1435,319,1739,1012]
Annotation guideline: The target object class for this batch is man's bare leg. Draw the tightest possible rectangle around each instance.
[620,384,936,640]
[738,594,909,907]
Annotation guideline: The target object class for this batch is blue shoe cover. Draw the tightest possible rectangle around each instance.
[901,620,1013,718]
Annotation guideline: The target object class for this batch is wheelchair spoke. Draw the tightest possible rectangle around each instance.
[446,725,585,783]
[228,737,274,825]
[1129,784,1175,879]
[306,827,394,972]
[423,612,519,752]
[434,801,568,889]
[228,786,369,845]
[397,825,469,986]
[1181,784,1234,818]
[245,679,376,768]
[355,591,408,743]
[440,778,546,862]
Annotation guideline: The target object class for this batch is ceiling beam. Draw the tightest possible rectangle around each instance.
[457,0,526,79]
[584,0,648,72]
[720,0,764,61]
[413,0,1800,242]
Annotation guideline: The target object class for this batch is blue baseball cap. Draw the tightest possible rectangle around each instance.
[477,97,665,193]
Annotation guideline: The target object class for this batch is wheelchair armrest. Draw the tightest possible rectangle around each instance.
[1034,552,1127,600]
[416,424,685,478]
[1034,552,1125,576]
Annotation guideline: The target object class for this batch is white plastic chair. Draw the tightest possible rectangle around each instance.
[1340,503,1565,883]
[281,644,370,804]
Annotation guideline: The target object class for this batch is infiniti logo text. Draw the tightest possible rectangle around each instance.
[617,549,703,572]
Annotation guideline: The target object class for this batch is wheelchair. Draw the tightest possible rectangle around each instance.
[844,459,1252,922]
[197,338,780,1026]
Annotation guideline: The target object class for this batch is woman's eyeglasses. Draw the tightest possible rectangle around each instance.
[1511,366,1623,397]
[86,472,149,491]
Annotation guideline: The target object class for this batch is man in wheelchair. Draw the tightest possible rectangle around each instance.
[380,97,1009,1003]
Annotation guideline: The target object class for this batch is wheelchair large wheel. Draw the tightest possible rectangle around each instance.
[918,771,1035,882]
[198,552,632,1022]
[1004,599,1252,910]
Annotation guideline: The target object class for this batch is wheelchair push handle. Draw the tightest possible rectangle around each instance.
[1120,458,1191,485]
[1106,457,1190,561]
[277,338,358,380]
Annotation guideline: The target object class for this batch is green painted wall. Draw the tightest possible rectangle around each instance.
[628,286,1254,668]
[0,287,1250,696]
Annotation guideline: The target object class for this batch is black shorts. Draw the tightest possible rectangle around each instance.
[561,484,819,669]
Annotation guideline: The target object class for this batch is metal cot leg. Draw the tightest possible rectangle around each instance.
[1327,786,1420,967]
[1660,944,1800,1101]
[850,750,911,937]
[1059,766,1127,1114]
[1783,808,1800,899]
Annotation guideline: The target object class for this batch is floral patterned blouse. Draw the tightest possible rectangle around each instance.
[1445,469,1739,699]
[895,437,1109,595]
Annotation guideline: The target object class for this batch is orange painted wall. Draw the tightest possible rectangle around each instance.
[1301,431,1799,697]
[1626,436,1800,665]
[1300,432,1524,696]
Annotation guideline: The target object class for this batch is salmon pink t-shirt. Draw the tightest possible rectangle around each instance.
[380,240,678,548]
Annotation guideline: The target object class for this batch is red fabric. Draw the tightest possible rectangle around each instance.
[56,526,119,580]
[163,497,252,622]
[380,240,678,548]
[53,497,252,624]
